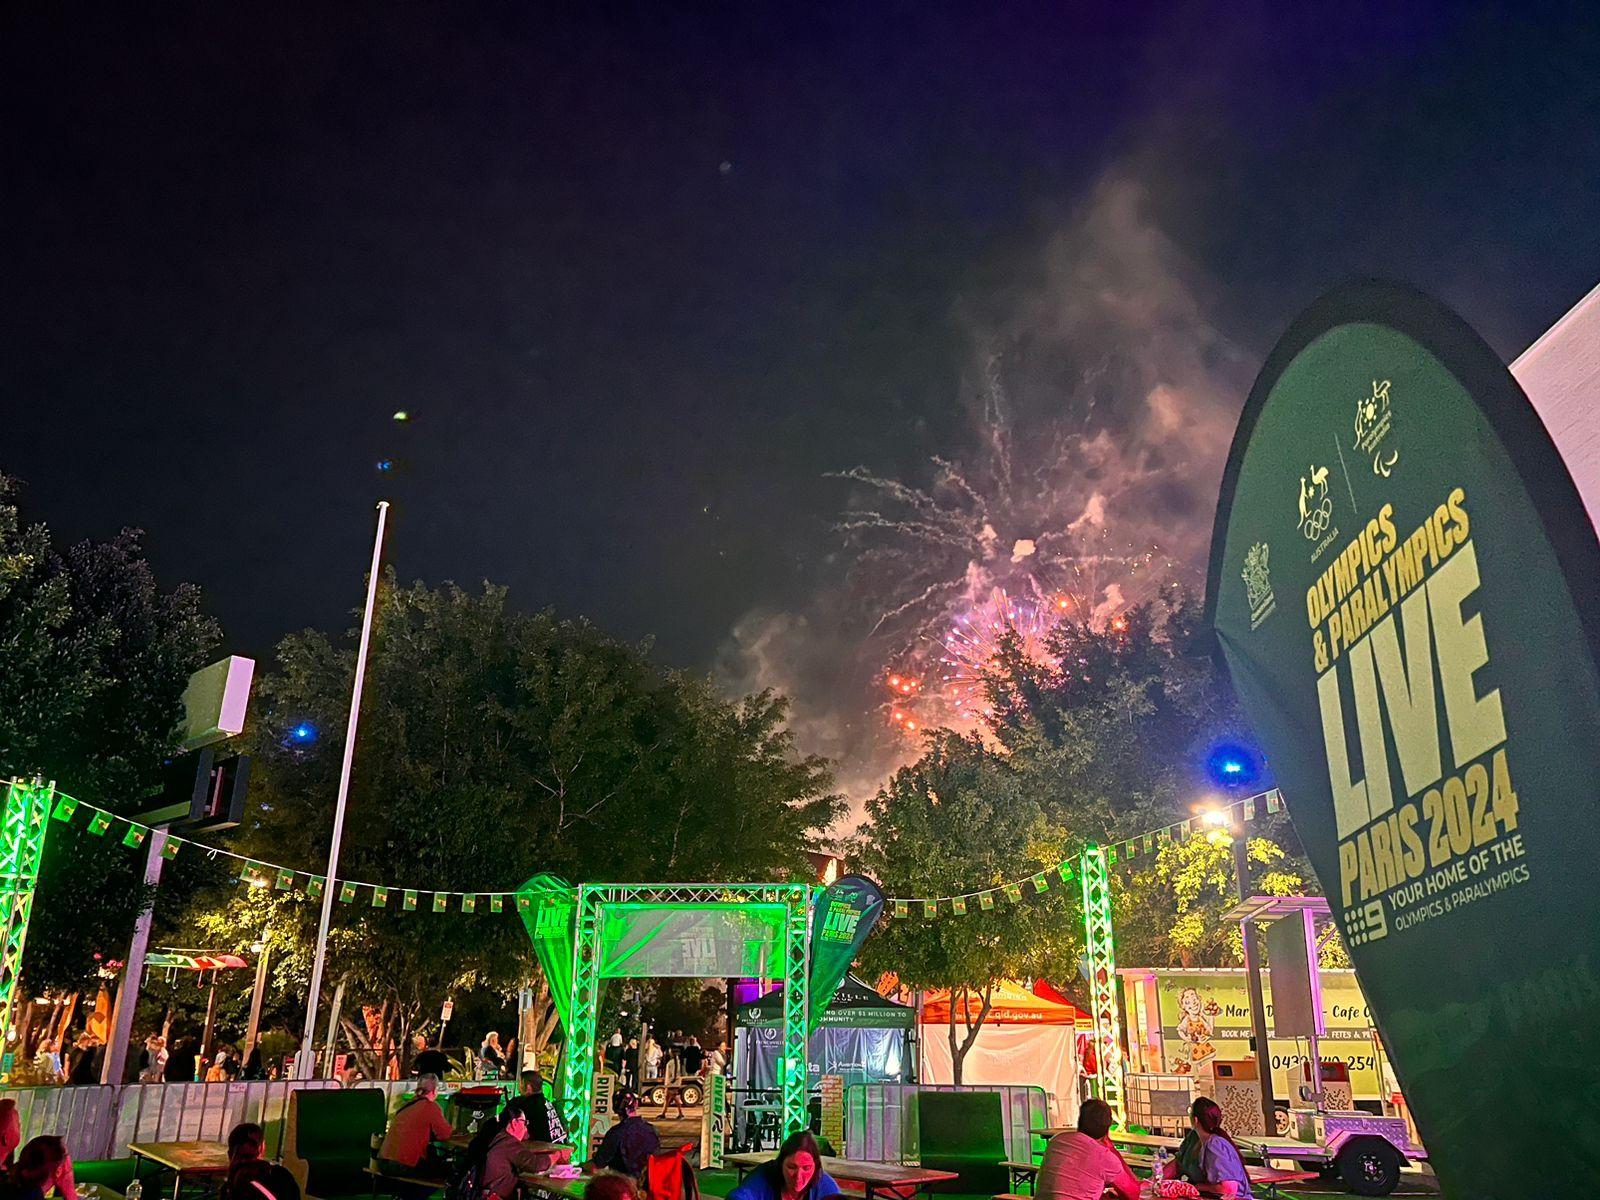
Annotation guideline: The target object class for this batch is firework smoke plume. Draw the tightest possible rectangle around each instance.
[719,173,1255,826]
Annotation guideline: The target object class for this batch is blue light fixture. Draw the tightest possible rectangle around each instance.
[1205,741,1261,788]
[288,722,317,745]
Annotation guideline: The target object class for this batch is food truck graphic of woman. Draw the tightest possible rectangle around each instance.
[1175,985,1218,1069]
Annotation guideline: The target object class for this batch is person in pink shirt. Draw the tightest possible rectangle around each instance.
[1036,1100,1139,1200]
[0,1100,21,1167]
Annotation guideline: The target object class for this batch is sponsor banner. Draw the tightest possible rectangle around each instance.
[806,875,885,1029]
[1208,281,1600,1196]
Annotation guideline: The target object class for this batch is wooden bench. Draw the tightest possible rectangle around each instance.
[1000,1160,1038,1193]
[364,1165,447,1199]
[1243,1164,1320,1199]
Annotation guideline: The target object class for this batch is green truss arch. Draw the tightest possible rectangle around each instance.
[519,878,815,1155]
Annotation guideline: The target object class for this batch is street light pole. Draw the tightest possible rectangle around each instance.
[245,929,271,1063]
[1233,821,1279,1134]
[295,501,389,1079]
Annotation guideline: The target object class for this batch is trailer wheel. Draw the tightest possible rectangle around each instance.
[1336,1137,1402,1195]
[680,1082,704,1106]
[645,1084,666,1106]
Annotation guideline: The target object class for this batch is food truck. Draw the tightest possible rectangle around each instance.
[1117,965,1391,1112]
[1117,896,1424,1195]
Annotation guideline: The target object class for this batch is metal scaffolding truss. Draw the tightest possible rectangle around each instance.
[1079,843,1125,1123]
[0,780,54,1047]
[552,880,815,1157]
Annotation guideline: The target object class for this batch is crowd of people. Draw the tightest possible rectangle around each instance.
[134,1035,270,1083]
[371,1070,653,1200]
[0,1012,1266,1200]
[601,1030,726,1093]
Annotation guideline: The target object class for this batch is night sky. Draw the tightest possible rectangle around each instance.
[7,2,1600,803]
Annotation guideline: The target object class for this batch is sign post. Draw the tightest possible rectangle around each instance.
[1208,281,1600,1196]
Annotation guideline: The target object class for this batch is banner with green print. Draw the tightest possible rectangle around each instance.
[806,874,884,1029]
[1207,281,1600,1197]
[518,874,578,1030]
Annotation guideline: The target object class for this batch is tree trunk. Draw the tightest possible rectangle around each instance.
[947,994,962,1086]
[52,993,80,1046]
[948,983,995,1087]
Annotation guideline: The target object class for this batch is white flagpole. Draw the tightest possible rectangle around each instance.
[295,500,390,1079]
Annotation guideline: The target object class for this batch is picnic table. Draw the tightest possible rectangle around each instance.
[1025,1132,1315,1200]
[128,1142,231,1200]
[724,1153,959,1200]
[442,1132,569,1156]
[1032,1128,1184,1151]
[1000,1159,1039,1192]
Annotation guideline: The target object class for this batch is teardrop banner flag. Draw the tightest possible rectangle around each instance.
[1207,281,1600,1197]
[806,874,884,1029]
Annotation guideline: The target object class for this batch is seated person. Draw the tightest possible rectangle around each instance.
[588,1090,659,1180]
[1186,1099,1252,1198]
[517,1070,572,1160]
[227,1122,266,1166]
[1035,1100,1138,1200]
[477,1098,563,1200]
[0,1101,20,1169]
[728,1131,835,1200]
[376,1074,455,1181]
[583,1174,639,1200]
[2,1137,77,1200]
[223,1158,301,1200]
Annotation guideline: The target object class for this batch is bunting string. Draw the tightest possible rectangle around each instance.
[885,788,1285,919]
[16,779,530,912]
[15,777,1286,920]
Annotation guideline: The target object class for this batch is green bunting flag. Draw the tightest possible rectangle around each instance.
[1142,834,1154,856]
[51,794,79,823]
[338,882,358,903]
[1242,797,1257,821]
[461,894,477,913]
[489,894,504,913]
[515,894,532,912]
[892,900,909,919]
[239,860,260,883]
[1265,790,1283,814]
[1032,872,1050,894]
[431,893,448,913]
[87,811,111,836]
[979,892,996,911]
[122,824,148,849]
[306,876,325,899]
[161,838,181,860]
[275,868,295,890]
[402,890,418,912]
[951,896,968,916]
[372,886,390,908]
[1057,861,1073,881]
[921,900,936,919]
[1003,883,1023,903]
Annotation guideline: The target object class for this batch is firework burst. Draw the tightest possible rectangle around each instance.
[836,345,1199,736]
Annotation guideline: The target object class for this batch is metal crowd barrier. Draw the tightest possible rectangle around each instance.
[843,1083,1049,1164]
[0,1078,508,1162]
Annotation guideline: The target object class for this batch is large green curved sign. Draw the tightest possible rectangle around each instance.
[1207,282,1600,1196]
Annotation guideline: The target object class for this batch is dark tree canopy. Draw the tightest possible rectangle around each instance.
[175,574,843,1061]
[0,476,222,991]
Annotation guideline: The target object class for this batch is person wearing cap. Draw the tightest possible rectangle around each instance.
[589,1089,659,1179]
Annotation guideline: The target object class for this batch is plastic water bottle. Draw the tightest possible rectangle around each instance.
[1154,1146,1170,1176]
[127,1179,143,1200]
